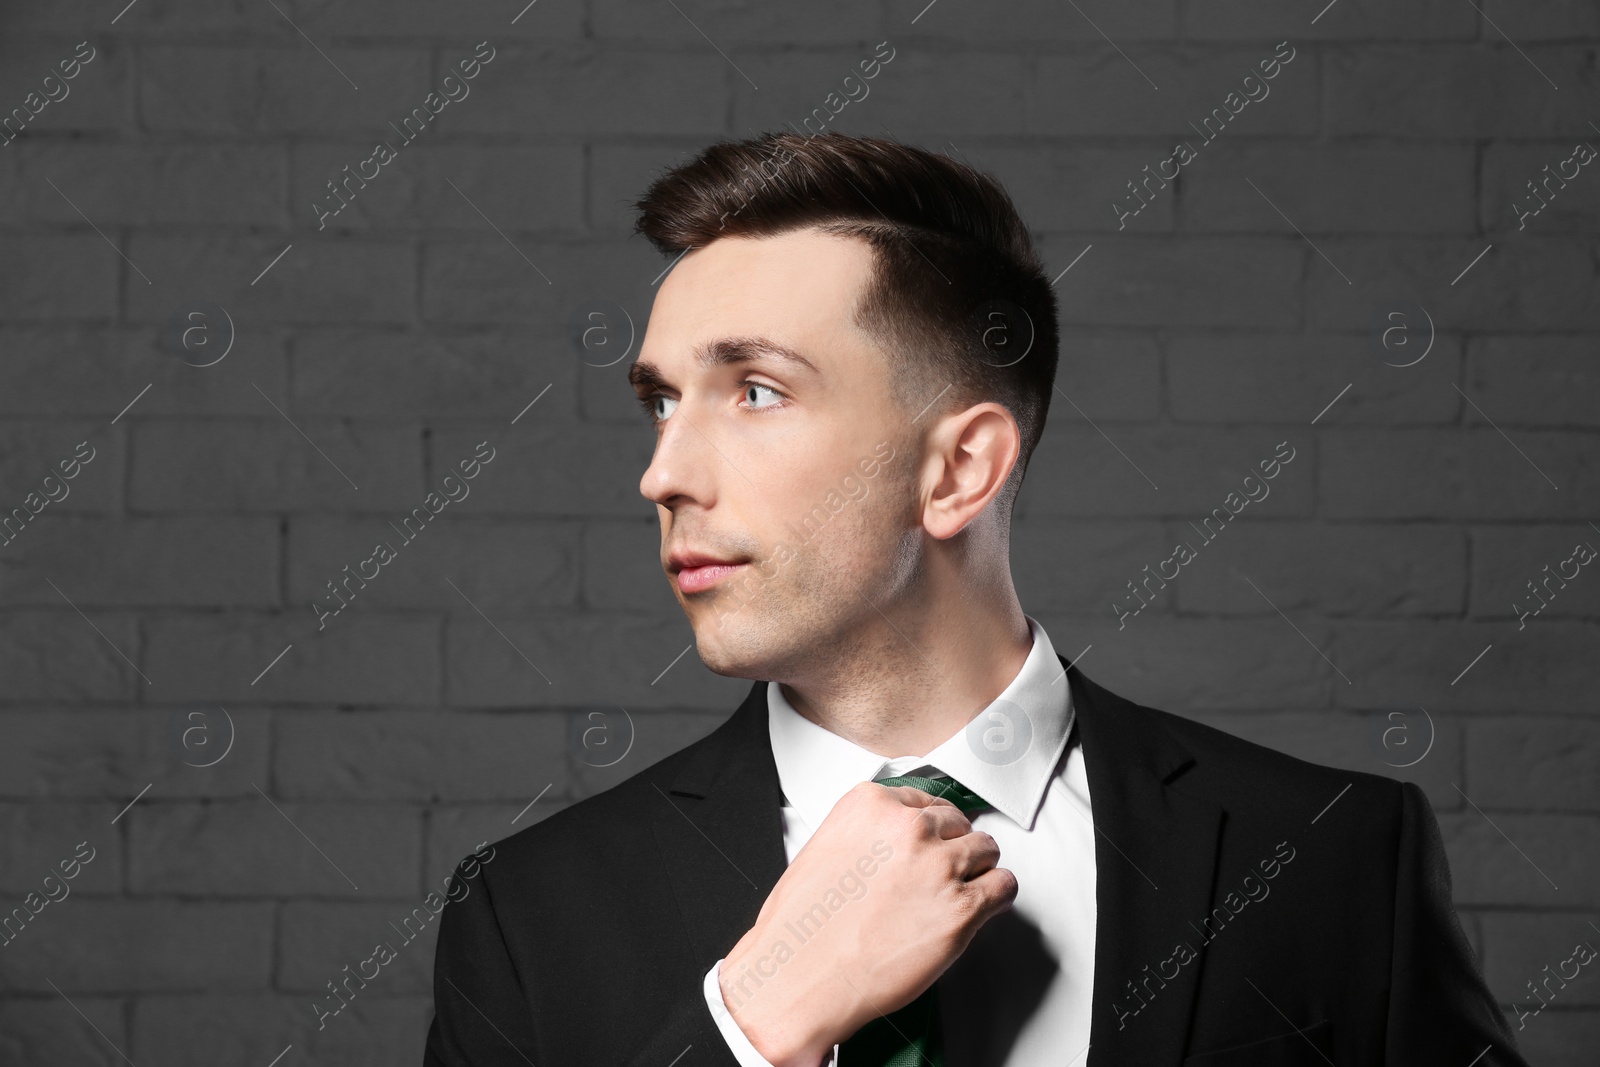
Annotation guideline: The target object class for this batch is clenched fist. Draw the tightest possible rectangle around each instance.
[718,779,1017,1067]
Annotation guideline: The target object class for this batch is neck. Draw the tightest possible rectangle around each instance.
[779,579,1032,759]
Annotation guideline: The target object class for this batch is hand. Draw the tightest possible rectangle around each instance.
[718,780,1017,1067]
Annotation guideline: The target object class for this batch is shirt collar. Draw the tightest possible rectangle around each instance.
[767,614,1075,832]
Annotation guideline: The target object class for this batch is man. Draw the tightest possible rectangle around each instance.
[424,132,1529,1066]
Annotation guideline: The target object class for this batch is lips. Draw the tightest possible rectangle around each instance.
[667,549,750,594]
[674,561,746,594]
[667,547,745,572]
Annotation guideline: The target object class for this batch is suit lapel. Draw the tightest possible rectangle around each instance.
[652,666,1224,1067]
[1068,659,1223,1067]
[651,680,790,971]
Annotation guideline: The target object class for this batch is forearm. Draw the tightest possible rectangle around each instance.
[704,957,838,1067]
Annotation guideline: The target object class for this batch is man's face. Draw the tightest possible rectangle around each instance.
[631,227,925,681]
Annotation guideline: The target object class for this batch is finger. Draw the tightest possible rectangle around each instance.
[893,795,979,841]
[947,830,1002,880]
[864,783,976,840]
[964,865,1019,920]
[875,783,959,808]
[877,783,979,824]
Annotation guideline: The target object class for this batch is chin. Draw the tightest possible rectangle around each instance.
[692,639,762,681]
[687,605,778,680]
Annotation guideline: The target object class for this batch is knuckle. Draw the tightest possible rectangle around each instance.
[909,807,941,839]
[843,780,885,812]
[948,881,983,922]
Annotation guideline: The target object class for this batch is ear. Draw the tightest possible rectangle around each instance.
[921,402,1020,540]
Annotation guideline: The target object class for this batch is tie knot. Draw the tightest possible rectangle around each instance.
[874,772,992,814]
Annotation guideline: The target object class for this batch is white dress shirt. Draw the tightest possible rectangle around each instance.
[702,615,1096,1066]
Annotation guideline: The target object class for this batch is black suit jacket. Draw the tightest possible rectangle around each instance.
[424,659,1531,1066]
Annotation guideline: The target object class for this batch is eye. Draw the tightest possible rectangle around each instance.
[638,393,678,423]
[742,381,784,411]
[637,380,786,426]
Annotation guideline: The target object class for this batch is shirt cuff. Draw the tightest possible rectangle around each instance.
[702,956,839,1067]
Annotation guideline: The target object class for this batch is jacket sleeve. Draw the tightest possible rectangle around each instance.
[618,962,748,1067]
[1384,781,1532,1067]
[423,857,543,1067]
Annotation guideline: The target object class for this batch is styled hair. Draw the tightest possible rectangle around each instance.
[631,130,1059,513]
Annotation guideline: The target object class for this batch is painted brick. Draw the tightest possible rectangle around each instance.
[273,710,568,801]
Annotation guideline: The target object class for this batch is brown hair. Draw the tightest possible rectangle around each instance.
[631,130,1059,512]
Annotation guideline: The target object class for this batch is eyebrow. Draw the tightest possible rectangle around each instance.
[627,336,820,392]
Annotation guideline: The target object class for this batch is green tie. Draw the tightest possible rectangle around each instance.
[838,771,993,1067]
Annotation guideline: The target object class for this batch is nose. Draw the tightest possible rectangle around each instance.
[639,404,716,510]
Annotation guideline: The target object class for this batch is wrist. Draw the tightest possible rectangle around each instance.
[721,933,833,1067]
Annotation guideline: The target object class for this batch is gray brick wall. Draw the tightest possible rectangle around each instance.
[0,0,1595,1063]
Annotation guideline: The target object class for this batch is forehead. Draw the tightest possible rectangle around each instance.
[638,228,879,370]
